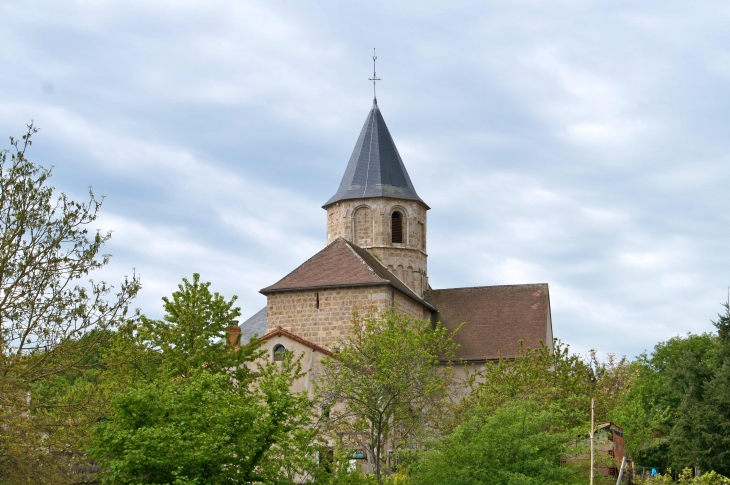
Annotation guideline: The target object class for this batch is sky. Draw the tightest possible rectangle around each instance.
[2,0,729,360]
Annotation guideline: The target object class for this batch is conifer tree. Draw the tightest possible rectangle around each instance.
[670,303,730,475]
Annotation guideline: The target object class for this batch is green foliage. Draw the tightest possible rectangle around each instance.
[611,302,730,476]
[410,400,582,485]
[611,332,717,466]
[0,123,139,381]
[88,274,317,484]
[642,469,730,485]
[461,340,632,432]
[316,309,459,482]
[420,340,632,485]
[308,447,380,485]
[89,356,311,484]
[136,273,247,379]
[669,304,730,475]
[0,124,139,483]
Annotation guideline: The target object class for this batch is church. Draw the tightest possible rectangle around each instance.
[236,97,553,380]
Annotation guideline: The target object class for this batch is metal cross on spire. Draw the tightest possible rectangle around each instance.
[368,48,381,102]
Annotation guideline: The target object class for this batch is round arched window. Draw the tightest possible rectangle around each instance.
[391,211,403,244]
[273,344,286,362]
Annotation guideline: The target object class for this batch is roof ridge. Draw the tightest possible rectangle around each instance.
[352,242,411,289]
[259,238,348,293]
[343,239,389,282]
[430,283,549,292]
[344,240,436,311]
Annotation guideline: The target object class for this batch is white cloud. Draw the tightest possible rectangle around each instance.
[1,0,729,359]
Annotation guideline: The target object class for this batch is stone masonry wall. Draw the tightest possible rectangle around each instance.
[369,247,426,297]
[266,285,431,349]
[325,198,429,297]
[267,286,390,349]
[354,206,373,246]
[393,290,431,321]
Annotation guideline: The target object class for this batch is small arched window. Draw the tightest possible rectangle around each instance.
[391,211,403,244]
[273,344,286,362]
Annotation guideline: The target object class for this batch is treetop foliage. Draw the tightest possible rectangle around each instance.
[316,309,459,482]
[135,272,251,380]
[459,340,633,433]
[612,303,730,475]
[0,124,139,484]
[89,273,317,485]
[0,122,139,382]
[410,400,584,485]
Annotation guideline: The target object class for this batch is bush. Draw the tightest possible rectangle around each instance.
[643,469,730,485]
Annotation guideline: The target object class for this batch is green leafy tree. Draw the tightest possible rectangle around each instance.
[410,400,582,485]
[135,273,252,379]
[669,303,730,475]
[90,359,312,484]
[613,327,720,471]
[443,340,632,484]
[89,274,316,484]
[460,340,632,432]
[315,310,459,483]
[0,124,139,483]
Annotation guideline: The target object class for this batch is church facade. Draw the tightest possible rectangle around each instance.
[240,98,553,377]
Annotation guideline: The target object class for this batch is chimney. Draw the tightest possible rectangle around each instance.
[227,321,241,348]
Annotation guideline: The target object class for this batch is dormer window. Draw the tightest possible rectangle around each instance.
[273,344,286,362]
[391,211,403,244]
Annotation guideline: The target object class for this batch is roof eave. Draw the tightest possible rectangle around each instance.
[260,281,437,312]
[322,194,430,210]
[257,328,334,356]
[260,281,388,295]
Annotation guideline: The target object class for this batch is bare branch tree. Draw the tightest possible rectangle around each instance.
[0,123,140,483]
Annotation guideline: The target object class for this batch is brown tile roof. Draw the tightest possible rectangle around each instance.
[425,284,552,361]
[258,327,334,356]
[260,238,435,311]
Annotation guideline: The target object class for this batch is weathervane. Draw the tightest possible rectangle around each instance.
[368,48,381,101]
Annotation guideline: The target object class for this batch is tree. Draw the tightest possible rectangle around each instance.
[669,303,730,475]
[90,360,313,484]
[622,333,716,469]
[440,340,633,484]
[410,400,583,485]
[613,327,720,471]
[610,302,730,474]
[459,340,632,433]
[135,273,251,379]
[315,310,459,483]
[0,124,139,483]
[89,274,316,484]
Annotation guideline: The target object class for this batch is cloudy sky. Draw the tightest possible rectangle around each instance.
[2,0,729,359]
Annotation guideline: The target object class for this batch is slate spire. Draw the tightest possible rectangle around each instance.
[323,101,428,208]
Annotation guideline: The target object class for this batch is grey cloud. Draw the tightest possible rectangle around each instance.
[1,0,729,358]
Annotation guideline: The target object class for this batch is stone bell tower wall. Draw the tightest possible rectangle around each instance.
[325,198,428,297]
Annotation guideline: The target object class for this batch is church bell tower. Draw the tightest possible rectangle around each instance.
[322,99,430,298]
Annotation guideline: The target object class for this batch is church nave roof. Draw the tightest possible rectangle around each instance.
[425,284,552,362]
